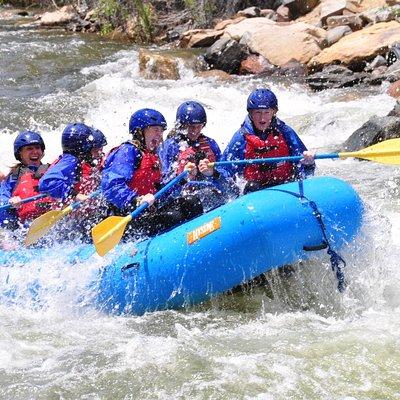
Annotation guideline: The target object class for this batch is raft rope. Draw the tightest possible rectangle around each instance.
[269,179,347,292]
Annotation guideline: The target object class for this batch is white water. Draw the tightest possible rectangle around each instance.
[1,30,400,399]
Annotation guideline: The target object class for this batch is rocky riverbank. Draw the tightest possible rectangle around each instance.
[2,1,400,94]
[1,0,400,150]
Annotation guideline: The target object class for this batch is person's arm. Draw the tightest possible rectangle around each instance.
[0,174,17,225]
[220,130,247,177]
[198,138,239,198]
[39,154,79,199]
[101,143,141,210]
[279,120,316,177]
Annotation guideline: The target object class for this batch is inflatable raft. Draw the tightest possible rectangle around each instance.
[92,176,363,315]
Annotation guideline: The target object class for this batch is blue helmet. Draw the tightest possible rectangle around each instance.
[61,123,94,154]
[247,88,278,111]
[176,101,207,125]
[14,131,45,161]
[129,109,167,134]
[91,128,107,148]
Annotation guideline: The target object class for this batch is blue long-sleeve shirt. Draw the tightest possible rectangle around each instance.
[159,135,237,197]
[221,115,315,179]
[101,142,143,210]
[39,153,80,200]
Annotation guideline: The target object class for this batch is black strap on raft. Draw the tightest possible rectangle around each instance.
[269,179,347,292]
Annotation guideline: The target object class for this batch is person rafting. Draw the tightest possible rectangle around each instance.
[39,123,105,201]
[38,123,107,240]
[160,100,238,211]
[0,130,53,230]
[221,88,315,193]
[101,108,204,238]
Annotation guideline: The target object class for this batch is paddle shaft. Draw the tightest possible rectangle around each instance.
[211,153,338,167]
[0,193,47,211]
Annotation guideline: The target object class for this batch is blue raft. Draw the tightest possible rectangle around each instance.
[93,176,363,315]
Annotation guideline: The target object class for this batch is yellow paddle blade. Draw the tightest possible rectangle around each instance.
[92,215,132,257]
[339,138,400,165]
[25,206,73,246]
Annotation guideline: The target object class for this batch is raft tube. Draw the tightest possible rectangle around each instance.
[94,176,363,315]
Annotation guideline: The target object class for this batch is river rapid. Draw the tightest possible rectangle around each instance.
[1,16,400,400]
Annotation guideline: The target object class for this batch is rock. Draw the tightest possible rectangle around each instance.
[306,65,369,90]
[276,5,291,22]
[326,14,364,31]
[388,99,400,116]
[342,116,400,151]
[361,7,397,24]
[320,0,359,24]
[239,54,277,75]
[260,9,278,20]
[204,38,248,74]
[386,60,400,81]
[282,0,320,19]
[138,49,180,80]
[326,25,352,46]
[276,60,308,77]
[364,55,387,71]
[39,5,78,26]
[214,17,246,31]
[224,18,326,67]
[237,7,261,18]
[388,80,400,98]
[180,29,224,48]
[309,21,400,71]
[196,70,233,81]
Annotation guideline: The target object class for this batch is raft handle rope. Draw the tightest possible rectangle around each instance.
[269,184,347,292]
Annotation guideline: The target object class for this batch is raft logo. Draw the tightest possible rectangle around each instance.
[187,217,221,245]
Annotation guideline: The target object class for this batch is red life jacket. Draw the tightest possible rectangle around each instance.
[73,160,101,196]
[176,135,216,175]
[128,151,161,195]
[11,164,55,222]
[243,130,294,186]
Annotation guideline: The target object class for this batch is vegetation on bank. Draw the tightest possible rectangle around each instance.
[3,0,269,42]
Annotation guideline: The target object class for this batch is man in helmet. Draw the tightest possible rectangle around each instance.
[160,100,238,210]
[0,130,53,229]
[101,108,203,238]
[39,123,105,201]
[222,88,315,193]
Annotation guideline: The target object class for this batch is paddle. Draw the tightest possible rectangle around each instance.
[0,193,47,212]
[92,171,189,257]
[25,190,101,246]
[210,138,400,167]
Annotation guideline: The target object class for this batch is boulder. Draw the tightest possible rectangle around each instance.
[320,0,359,24]
[39,5,78,26]
[388,99,400,117]
[325,14,364,31]
[225,18,326,67]
[306,65,369,90]
[239,54,277,75]
[138,49,180,80]
[326,25,352,46]
[204,38,248,74]
[388,80,400,98]
[214,17,246,31]
[196,70,233,81]
[342,116,400,151]
[180,29,224,48]
[282,0,320,19]
[237,7,261,18]
[309,21,400,71]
